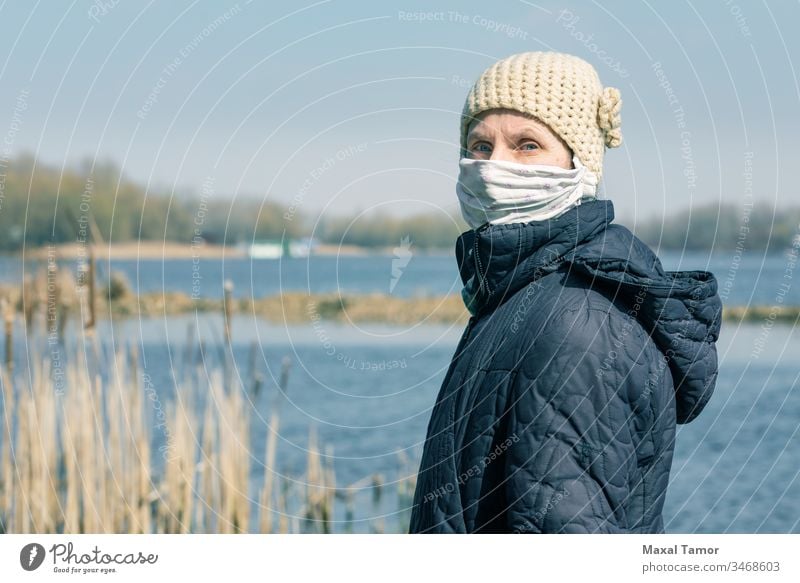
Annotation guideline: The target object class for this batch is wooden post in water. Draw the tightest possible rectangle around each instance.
[48,261,60,344]
[2,298,12,374]
[222,279,233,384]
[86,246,97,332]
[222,279,233,347]
[21,274,33,332]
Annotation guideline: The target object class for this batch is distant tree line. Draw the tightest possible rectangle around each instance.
[633,203,800,253]
[1,153,797,253]
[0,153,306,250]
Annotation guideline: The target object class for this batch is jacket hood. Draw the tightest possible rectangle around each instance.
[455,198,722,424]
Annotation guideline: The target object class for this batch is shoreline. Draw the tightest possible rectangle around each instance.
[12,242,795,261]
[16,241,454,260]
[117,295,800,325]
[1,284,794,326]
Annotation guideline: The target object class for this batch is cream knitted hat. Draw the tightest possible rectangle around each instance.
[459,51,622,181]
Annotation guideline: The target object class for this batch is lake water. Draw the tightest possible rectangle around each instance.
[4,249,799,306]
[3,248,799,532]
[11,310,795,533]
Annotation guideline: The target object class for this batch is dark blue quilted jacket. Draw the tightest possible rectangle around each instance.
[409,199,722,533]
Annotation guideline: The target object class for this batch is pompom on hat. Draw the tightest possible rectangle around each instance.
[459,51,623,181]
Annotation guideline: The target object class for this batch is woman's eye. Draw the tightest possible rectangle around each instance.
[519,142,539,151]
[473,142,491,153]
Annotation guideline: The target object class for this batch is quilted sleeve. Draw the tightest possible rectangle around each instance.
[502,306,643,533]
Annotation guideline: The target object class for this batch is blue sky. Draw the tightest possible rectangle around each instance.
[0,0,797,225]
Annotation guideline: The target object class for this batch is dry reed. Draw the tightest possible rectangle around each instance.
[0,260,419,534]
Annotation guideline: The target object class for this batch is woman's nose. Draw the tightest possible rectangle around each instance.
[489,145,514,163]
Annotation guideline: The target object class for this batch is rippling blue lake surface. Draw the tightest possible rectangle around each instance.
[4,246,799,532]
[39,313,792,533]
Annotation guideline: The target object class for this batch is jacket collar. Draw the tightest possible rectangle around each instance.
[454,197,722,424]
[455,199,615,318]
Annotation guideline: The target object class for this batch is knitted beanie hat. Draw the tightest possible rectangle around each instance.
[459,51,623,181]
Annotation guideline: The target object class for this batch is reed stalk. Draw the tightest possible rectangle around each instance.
[0,310,412,534]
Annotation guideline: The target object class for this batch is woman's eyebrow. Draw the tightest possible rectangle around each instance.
[467,129,490,140]
[503,127,545,139]
[468,126,545,141]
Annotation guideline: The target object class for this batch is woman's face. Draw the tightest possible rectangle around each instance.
[465,109,574,168]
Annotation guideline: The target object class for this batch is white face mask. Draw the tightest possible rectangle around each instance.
[456,153,599,229]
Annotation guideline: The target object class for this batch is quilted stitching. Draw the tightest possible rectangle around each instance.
[409,199,722,534]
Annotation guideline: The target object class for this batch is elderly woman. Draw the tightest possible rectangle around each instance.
[409,51,722,534]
